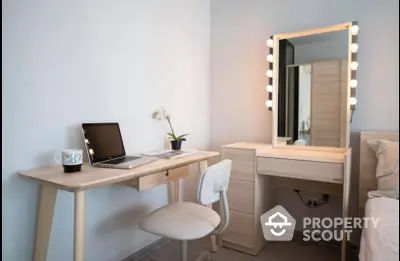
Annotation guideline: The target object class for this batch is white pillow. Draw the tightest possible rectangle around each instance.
[366,139,399,193]
[367,190,398,199]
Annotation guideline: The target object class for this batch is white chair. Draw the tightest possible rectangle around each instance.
[139,159,232,261]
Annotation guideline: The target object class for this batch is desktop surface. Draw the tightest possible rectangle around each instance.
[19,150,219,191]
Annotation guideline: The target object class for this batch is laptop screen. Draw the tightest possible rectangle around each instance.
[82,123,126,164]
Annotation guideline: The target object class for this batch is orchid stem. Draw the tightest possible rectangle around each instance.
[166,117,176,139]
[161,107,177,140]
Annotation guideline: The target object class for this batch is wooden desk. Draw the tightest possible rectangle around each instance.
[19,151,219,261]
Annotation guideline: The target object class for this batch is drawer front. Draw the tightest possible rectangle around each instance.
[222,148,255,182]
[227,179,254,214]
[222,210,255,248]
[258,157,343,183]
[136,166,189,191]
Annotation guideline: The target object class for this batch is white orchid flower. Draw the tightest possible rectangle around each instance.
[152,107,170,121]
[151,107,189,142]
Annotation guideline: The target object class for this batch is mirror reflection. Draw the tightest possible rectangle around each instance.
[277,30,349,147]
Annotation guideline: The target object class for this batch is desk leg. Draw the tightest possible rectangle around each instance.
[33,185,57,261]
[167,182,175,204]
[174,179,180,202]
[74,191,85,261]
[198,160,218,253]
[167,180,180,204]
[342,151,351,261]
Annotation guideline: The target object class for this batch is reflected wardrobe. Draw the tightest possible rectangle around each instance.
[278,42,348,147]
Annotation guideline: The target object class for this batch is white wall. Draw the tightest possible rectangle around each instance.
[294,38,348,65]
[210,0,399,232]
[2,1,210,261]
[211,0,399,151]
[298,65,311,139]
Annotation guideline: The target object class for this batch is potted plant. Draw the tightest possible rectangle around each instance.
[152,107,189,150]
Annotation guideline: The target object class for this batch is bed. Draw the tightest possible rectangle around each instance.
[358,132,399,261]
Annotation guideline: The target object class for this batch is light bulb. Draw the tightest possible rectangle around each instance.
[350,43,358,53]
[266,85,273,92]
[351,25,359,35]
[349,97,357,105]
[266,70,273,77]
[349,80,358,88]
[267,54,274,62]
[350,61,358,70]
[265,100,273,107]
[266,39,274,47]
[89,148,94,154]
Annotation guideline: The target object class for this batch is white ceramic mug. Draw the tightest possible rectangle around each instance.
[54,149,83,173]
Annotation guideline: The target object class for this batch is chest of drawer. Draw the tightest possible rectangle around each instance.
[227,179,254,214]
[257,157,343,183]
[222,148,255,182]
[222,210,255,248]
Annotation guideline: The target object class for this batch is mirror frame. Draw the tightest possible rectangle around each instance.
[267,22,359,148]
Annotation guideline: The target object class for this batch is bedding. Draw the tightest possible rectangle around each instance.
[359,195,399,261]
[366,139,399,193]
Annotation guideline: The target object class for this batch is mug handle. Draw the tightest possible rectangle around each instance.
[54,152,62,164]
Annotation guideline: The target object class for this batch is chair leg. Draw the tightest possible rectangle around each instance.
[180,240,188,261]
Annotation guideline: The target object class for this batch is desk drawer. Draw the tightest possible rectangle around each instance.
[134,166,189,191]
[227,179,254,214]
[222,210,255,248]
[222,148,255,182]
[257,157,343,183]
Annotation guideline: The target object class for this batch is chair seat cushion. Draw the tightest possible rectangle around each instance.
[139,202,221,240]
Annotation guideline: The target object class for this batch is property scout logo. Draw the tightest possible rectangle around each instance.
[261,205,379,242]
[260,205,296,241]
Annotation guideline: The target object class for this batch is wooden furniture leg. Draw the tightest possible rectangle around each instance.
[167,179,181,203]
[174,179,180,202]
[74,191,85,261]
[341,151,351,261]
[33,185,57,261]
[198,160,218,253]
[168,182,175,204]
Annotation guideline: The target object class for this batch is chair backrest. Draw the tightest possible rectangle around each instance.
[197,159,232,205]
[197,159,232,235]
[294,139,307,145]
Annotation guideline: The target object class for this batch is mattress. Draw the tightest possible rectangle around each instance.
[359,196,399,261]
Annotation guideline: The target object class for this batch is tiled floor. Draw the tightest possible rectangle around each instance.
[137,238,359,261]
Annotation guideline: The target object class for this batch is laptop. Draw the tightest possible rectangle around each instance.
[81,122,157,169]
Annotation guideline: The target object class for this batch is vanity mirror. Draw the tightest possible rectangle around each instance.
[266,22,359,148]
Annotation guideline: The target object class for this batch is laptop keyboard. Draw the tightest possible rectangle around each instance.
[102,156,141,165]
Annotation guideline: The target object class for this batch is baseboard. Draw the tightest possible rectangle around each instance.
[121,238,171,261]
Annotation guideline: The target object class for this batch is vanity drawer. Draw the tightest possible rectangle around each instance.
[222,210,255,248]
[134,166,189,191]
[222,148,255,182]
[257,157,343,183]
[227,179,254,214]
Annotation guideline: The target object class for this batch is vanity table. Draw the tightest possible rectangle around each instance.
[219,22,359,261]
[220,143,351,257]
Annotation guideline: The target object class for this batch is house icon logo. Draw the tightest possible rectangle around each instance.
[260,205,296,241]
